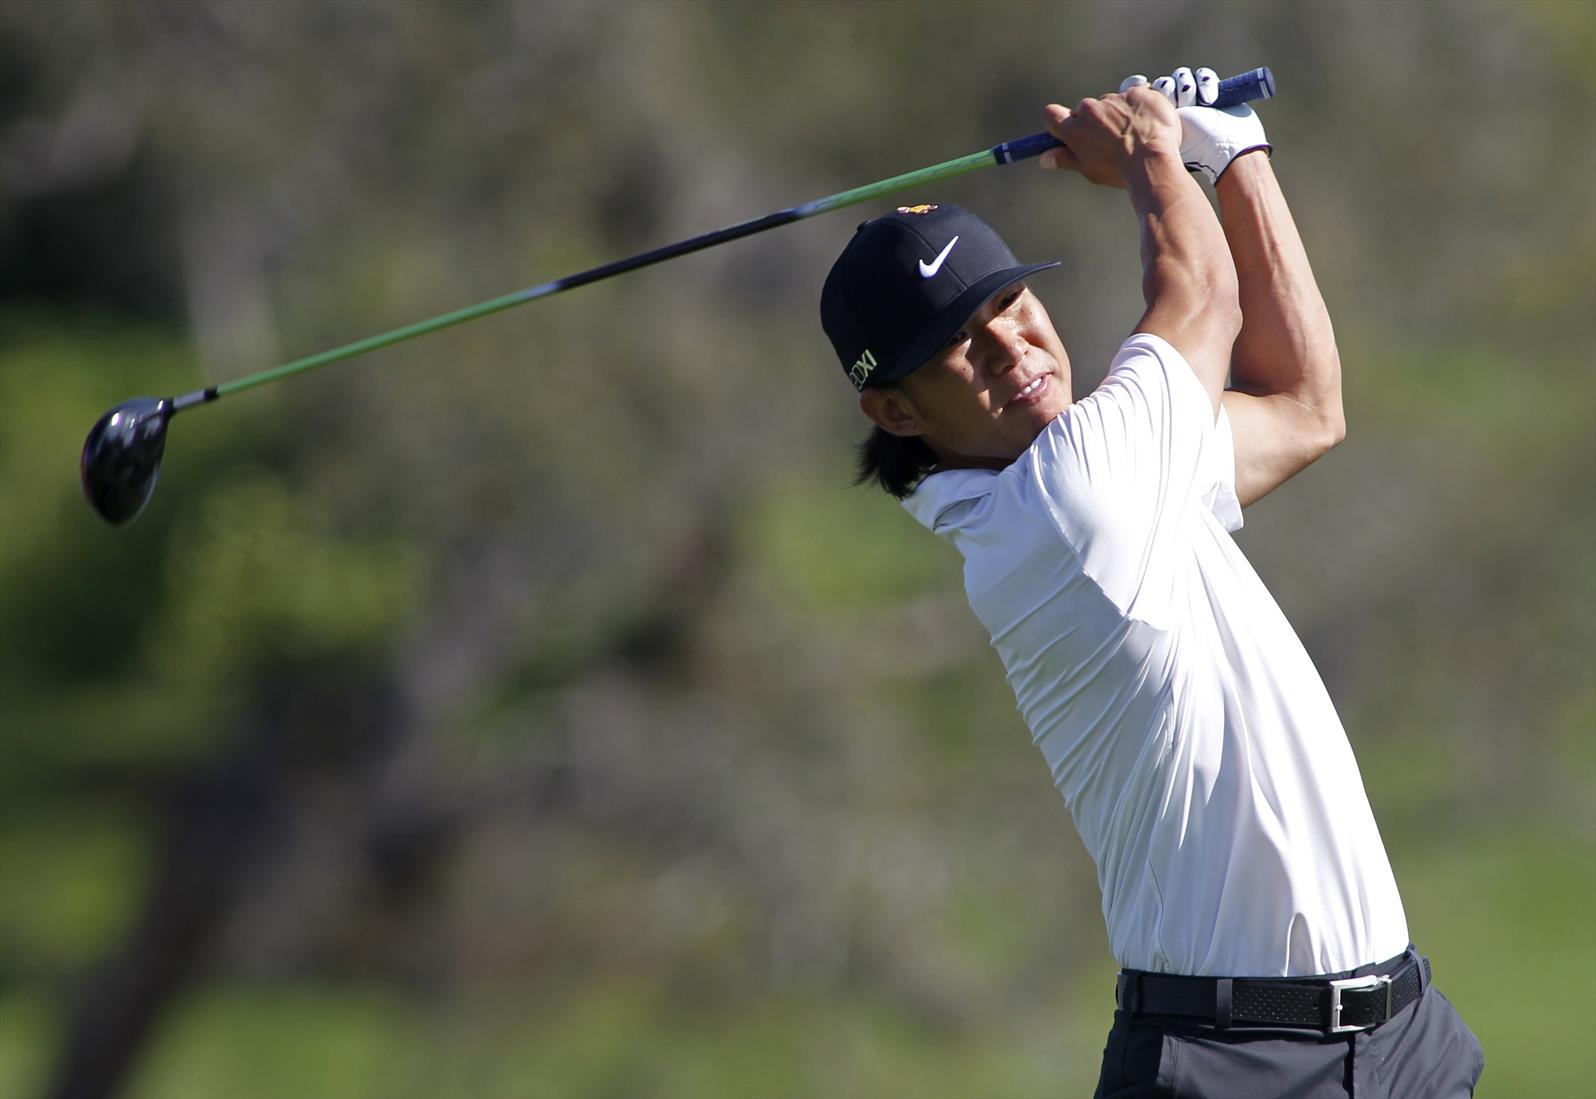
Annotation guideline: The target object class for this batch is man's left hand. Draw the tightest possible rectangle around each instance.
[1121,66,1271,185]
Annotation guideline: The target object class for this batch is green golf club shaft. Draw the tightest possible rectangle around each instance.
[173,148,995,410]
[171,66,1273,412]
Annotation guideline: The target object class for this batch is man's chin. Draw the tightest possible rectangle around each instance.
[1015,398,1068,437]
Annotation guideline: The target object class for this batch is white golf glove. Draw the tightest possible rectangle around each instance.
[1120,66,1270,184]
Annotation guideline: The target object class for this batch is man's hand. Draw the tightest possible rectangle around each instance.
[1038,88,1183,188]
[1042,81,1239,410]
[1122,66,1271,185]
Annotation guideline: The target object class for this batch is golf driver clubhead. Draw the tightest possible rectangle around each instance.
[80,397,173,526]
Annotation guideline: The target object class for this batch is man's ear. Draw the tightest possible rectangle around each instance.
[859,388,926,437]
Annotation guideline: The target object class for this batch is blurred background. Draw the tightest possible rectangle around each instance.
[1,2,1592,1097]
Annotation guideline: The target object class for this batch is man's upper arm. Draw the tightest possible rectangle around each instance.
[1214,157,1347,508]
[1133,290,1239,418]
[1221,387,1346,508]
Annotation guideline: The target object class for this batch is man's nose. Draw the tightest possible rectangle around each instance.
[978,323,1026,376]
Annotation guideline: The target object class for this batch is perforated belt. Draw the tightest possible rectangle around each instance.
[1115,950,1431,1035]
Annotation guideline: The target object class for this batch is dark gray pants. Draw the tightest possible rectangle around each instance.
[1094,966,1485,1098]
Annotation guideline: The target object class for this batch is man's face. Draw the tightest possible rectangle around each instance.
[863,284,1072,468]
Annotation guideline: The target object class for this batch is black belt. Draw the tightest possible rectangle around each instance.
[1115,949,1430,1035]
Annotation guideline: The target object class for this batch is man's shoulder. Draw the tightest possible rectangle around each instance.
[901,466,1001,534]
[1093,332,1206,411]
[903,418,1084,539]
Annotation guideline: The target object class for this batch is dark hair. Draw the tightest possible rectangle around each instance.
[854,421,939,499]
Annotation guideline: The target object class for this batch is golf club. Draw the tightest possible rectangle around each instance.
[81,67,1275,526]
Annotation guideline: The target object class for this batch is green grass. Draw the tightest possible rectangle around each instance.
[1396,833,1596,1099]
[0,978,1118,1099]
[0,994,52,1099]
[1,833,1588,1099]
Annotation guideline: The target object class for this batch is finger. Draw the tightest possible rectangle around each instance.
[1043,102,1072,138]
[1194,67,1219,106]
[1119,74,1149,93]
[1151,75,1177,103]
[1039,145,1080,172]
[1172,67,1197,108]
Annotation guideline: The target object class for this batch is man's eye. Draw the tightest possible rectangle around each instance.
[1000,290,1023,311]
[944,330,969,351]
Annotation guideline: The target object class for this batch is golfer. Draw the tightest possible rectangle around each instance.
[820,68,1483,1097]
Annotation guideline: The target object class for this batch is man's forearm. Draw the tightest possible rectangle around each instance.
[1216,154,1344,440]
[1127,149,1241,408]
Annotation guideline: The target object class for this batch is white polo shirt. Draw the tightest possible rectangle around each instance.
[903,333,1409,978]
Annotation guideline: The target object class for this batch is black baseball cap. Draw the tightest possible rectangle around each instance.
[821,203,1060,392]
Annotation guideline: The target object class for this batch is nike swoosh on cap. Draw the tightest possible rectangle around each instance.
[918,235,959,279]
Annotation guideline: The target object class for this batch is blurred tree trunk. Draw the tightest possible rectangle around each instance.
[42,506,735,1098]
[44,661,402,1099]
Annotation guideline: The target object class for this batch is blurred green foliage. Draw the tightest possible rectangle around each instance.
[1,2,1592,1098]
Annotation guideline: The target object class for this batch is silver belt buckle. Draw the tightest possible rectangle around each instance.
[1328,973,1393,1034]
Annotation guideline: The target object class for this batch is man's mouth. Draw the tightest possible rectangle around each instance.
[1007,374,1048,406]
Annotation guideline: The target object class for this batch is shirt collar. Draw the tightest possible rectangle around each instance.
[901,467,999,533]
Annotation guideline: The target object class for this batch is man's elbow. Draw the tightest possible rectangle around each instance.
[1316,394,1346,455]
[1321,400,1347,446]
[1310,343,1345,454]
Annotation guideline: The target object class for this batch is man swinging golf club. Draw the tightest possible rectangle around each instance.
[821,67,1484,1097]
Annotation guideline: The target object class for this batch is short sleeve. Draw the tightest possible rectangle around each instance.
[1020,333,1236,620]
[1205,406,1244,533]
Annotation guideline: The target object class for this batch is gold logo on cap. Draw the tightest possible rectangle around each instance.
[897,204,938,215]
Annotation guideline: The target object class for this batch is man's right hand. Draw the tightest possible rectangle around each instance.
[1040,82,1241,414]
[1039,87,1183,188]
